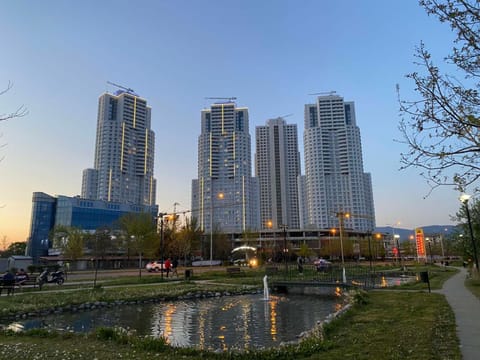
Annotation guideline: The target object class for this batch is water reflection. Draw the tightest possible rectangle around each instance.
[378,276,415,288]
[2,294,341,350]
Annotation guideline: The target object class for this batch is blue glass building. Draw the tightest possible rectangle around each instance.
[26,192,157,262]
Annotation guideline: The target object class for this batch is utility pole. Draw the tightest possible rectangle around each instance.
[280,224,288,278]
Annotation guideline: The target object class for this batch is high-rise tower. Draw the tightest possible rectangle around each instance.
[81,89,156,206]
[255,118,301,230]
[191,101,259,234]
[303,94,375,231]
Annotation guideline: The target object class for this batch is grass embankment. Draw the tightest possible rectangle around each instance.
[465,272,480,299]
[0,265,461,360]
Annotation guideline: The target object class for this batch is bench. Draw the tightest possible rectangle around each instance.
[226,267,243,276]
[15,277,38,290]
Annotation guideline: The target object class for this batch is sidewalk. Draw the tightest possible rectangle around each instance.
[437,267,480,360]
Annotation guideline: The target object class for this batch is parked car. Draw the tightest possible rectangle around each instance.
[146,261,165,272]
[314,258,332,272]
[233,259,248,267]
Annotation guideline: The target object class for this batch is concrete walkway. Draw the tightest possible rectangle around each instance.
[437,267,480,360]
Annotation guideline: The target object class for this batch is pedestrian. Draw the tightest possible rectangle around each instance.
[172,258,179,277]
[165,258,172,278]
[297,256,304,274]
[1,270,15,296]
[15,268,29,288]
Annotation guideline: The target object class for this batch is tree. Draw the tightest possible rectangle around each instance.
[453,197,480,260]
[51,226,84,263]
[398,0,480,193]
[1,81,28,123]
[86,227,114,287]
[174,217,202,265]
[0,241,27,257]
[119,212,158,278]
[297,242,313,259]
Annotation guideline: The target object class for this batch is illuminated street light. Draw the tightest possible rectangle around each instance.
[336,211,349,283]
[157,212,168,280]
[210,192,224,266]
[280,224,288,278]
[459,194,479,272]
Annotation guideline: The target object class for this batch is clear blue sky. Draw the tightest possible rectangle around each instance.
[0,0,463,244]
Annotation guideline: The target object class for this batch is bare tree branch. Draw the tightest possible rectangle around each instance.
[398,1,480,194]
[0,81,28,122]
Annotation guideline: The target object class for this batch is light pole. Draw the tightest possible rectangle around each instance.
[459,194,479,272]
[210,192,224,266]
[266,220,274,261]
[336,211,349,283]
[158,212,167,280]
[210,193,213,266]
[427,238,433,264]
[280,224,288,277]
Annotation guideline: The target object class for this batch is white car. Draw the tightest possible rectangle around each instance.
[314,258,332,272]
[146,261,165,272]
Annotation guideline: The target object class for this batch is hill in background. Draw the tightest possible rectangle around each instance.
[375,225,458,241]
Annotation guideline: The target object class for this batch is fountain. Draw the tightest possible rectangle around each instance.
[263,275,270,300]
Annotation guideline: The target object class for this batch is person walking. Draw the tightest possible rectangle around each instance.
[297,256,304,274]
[164,258,172,278]
[171,258,179,277]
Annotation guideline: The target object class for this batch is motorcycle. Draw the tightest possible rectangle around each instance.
[37,269,65,289]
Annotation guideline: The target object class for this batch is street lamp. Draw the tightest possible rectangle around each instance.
[280,224,288,277]
[426,237,433,264]
[459,194,479,272]
[336,211,349,283]
[158,212,167,280]
[210,192,224,266]
[266,220,274,260]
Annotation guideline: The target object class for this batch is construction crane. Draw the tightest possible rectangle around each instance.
[274,113,293,119]
[205,97,237,102]
[308,91,337,96]
[107,81,136,95]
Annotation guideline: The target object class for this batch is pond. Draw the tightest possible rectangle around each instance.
[3,293,343,350]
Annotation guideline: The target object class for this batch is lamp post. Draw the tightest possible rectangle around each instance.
[210,193,213,266]
[426,238,433,264]
[210,192,224,266]
[280,224,288,278]
[158,212,167,280]
[266,220,274,261]
[459,194,479,272]
[336,211,349,283]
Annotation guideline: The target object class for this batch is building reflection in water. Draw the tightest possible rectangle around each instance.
[8,294,341,351]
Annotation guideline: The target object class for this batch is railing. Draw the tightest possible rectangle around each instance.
[266,263,413,290]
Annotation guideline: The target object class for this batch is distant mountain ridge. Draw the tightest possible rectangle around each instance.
[375,225,457,240]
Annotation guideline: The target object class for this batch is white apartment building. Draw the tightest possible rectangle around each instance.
[255,118,301,230]
[81,90,156,207]
[303,94,375,231]
[191,101,259,233]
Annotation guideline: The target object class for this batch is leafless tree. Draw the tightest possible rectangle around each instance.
[1,81,28,122]
[398,0,480,194]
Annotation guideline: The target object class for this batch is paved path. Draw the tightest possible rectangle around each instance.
[437,267,480,360]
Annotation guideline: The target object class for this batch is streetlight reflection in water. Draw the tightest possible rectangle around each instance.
[3,294,341,350]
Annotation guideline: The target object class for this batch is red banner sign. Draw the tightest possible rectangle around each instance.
[415,228,427,260]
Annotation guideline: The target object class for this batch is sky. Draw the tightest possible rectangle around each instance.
[0,0,466,245]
